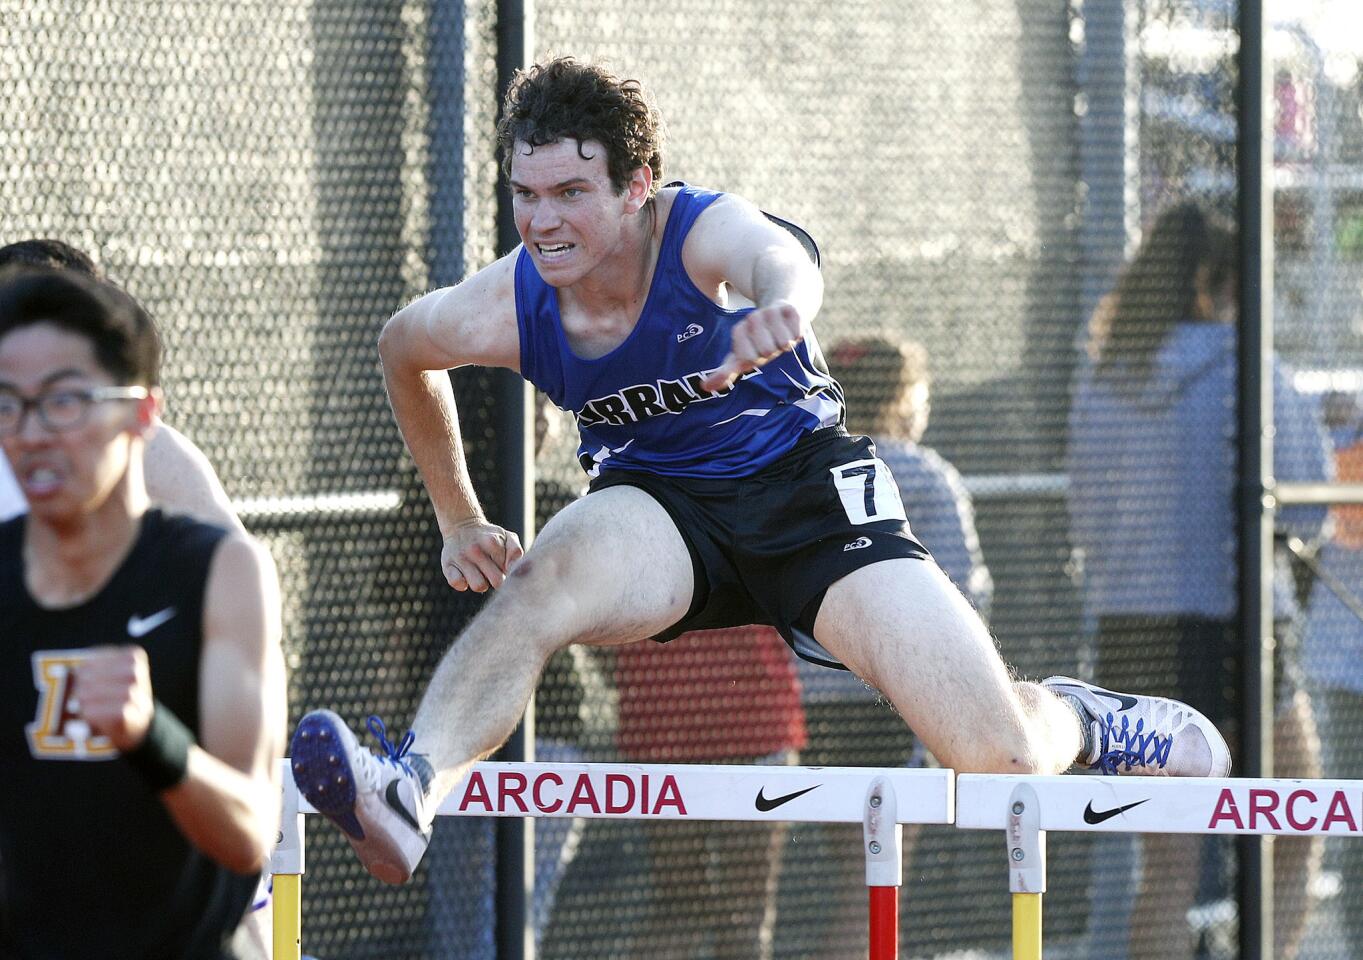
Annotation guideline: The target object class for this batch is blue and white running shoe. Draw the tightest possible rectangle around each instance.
[290,711,434,884]
[1043,676,1232,778]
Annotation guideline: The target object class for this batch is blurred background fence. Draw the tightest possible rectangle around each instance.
[5,0,1363,957]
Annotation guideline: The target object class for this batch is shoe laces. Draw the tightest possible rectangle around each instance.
[1090,710,1173,774]
[366,715,417,773]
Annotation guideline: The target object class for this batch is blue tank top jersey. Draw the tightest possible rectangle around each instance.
[516,184,843,479]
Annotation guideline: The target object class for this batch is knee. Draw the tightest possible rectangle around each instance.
[478,549,581,653]
[484,540,646,655]
[932,724,1064,776]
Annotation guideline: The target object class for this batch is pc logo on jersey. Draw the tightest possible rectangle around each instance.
[26,650,117,760]
[676,323,704,343]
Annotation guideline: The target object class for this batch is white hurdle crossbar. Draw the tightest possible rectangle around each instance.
[957,774,1363,959]
[272,761,955,959]
[957,773,1363,837]
[278,767,1363,959]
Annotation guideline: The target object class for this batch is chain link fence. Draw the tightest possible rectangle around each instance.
[6,0,1363,956]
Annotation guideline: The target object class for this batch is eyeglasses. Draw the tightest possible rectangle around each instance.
[0,386,150,436]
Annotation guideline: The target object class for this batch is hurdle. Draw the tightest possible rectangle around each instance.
[271,760,955,960]
[956,774,1363,959]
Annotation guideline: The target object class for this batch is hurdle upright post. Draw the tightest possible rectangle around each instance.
[272,758,305,960]
[1006,782,1045,960]
[863,775,902,960]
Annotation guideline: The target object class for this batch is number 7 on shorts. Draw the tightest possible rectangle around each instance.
[830,458,907,525]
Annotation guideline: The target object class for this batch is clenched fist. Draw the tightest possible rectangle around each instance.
[72,645,155,753]
[441,517,525,592]
[700,300,805,393]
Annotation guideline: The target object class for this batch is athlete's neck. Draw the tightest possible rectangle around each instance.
[24,479,149,609]
[556,202,663,357]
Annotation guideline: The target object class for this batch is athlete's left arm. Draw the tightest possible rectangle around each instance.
[163,534,287,874]
[685,194,824,393]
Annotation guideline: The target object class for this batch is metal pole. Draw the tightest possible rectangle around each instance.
[1007,783,1045,960]
[1076,0,1139,339]
[272,758,305,960]
[1236,1,1273,956]
[863,777,902,960]
[494,2,535,958]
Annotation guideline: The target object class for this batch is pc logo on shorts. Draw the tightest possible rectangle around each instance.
[676,323,704,343]
[26,650,117,761]
[843,536,872,552]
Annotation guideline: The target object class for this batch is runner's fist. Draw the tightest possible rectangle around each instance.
[700,300,805,393]
[441,517,524,592]
[73,645,154,753]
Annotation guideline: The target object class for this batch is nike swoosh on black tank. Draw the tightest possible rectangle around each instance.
[0,510,256,958]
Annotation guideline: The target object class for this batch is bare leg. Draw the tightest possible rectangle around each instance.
[812,559,1081,774]
[412,485,695,800]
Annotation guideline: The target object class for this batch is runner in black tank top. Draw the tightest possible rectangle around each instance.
[0,511,261,959]
[0,268,286,959]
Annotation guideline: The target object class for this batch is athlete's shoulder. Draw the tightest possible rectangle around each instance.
[385,251,520,372]
[206,529,278,588]
[0,512,23,536]
[0,513,23,561]
[142,509,233,566]
[146,507,232,540]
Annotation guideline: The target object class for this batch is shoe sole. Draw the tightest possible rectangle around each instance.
[290,710,417,885]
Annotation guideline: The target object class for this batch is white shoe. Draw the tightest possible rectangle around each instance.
[290,710,434,884]
[1042,676,1232,778]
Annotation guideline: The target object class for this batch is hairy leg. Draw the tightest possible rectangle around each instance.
[411,486,694,799]
[812,558,1081,774]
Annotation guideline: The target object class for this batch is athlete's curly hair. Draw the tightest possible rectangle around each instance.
[496,57,664,196]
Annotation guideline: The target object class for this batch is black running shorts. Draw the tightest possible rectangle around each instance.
[587,427,931,667]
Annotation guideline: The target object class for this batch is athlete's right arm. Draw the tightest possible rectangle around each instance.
[378,253,525,592]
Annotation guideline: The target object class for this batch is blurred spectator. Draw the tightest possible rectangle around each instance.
[1068,201,1329,960]
[781,334,992,958]
[1303,392,1363,957]
[614,625,805,960]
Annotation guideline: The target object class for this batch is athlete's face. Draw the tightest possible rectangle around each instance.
[509,138,651,287]
[0,323,156,521]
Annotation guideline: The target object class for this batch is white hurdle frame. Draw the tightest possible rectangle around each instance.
[271,761,956,960]
[957,774,1363,959]
[275,767,1363,959]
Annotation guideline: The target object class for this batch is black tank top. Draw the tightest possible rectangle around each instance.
[0,510,258,959]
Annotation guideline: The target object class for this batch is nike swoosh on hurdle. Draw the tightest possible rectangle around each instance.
[754,784,820,812]
[1083,798,1150,824]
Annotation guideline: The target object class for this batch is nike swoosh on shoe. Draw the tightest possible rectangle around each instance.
[385,779,429,837]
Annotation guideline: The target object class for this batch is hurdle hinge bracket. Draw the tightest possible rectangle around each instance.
[863,775,903,887]
[272,757,305,876]
[1006,781,1046,893]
